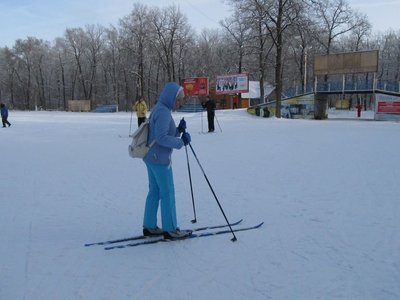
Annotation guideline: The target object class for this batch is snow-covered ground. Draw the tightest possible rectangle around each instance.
[1,109,399,300]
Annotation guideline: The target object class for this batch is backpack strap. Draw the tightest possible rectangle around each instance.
[146,113,156,148]
[148,139,156,148]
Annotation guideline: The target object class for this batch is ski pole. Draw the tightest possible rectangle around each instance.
[201,109,205,133]
[181,118,197,223]
[214,112,222,132]
[188,143,237,241]
[129,102,134,137]
[185,145,197,223]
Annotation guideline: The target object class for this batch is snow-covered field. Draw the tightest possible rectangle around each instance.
[1,109,399,300]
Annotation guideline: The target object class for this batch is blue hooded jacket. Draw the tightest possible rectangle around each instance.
[143,83,184,165]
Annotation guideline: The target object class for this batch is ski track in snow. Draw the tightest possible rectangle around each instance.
[1,109,399,300]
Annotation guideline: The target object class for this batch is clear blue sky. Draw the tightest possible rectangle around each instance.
[0,0,399,48]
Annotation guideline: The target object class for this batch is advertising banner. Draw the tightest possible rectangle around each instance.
[314,50,379,76]
[248,93,315,119]
[182,77,209,96]
[377,101,400,113]
[216,73,249,94]
[376,94,400,114]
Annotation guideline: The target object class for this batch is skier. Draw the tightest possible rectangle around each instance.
[133,96,148,127]
[202,96,216,132]
[142,82,192,240]
[1,103,11,128]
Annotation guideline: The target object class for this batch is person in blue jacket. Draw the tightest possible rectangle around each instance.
[1,103,11,128]
[142,82,191,240]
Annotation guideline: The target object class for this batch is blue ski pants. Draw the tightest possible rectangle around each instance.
[143,162,177,232]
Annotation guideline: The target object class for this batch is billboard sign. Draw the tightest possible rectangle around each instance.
[376,93,400,114]
[182,77,209,96]
[216,73,249,94]
[314,50,379,76]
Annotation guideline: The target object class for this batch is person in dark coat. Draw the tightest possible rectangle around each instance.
[1,103,11,128]
[202,96,216,132]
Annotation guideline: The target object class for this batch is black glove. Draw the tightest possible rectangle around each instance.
[178,118,186,133]
[181,132,191,146]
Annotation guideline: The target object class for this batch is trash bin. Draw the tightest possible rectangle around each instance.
[255,107,260,116]
[263,107,270,118]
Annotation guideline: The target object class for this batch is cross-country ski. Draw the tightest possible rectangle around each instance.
[104,222,264,250]
[85,219,243,247]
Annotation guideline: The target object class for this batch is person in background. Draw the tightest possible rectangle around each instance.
[142,82,192,240]
[133,96,148,127]
[1,103,11,128]
[263,106,270,118]
[356,102,362,118]
[202,96,216,132]
[232,94,238,109]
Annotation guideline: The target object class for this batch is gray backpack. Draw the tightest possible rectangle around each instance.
[128,118,155,159]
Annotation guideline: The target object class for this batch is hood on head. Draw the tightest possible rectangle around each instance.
[158,82,182,110]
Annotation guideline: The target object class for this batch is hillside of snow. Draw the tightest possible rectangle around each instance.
[1,109,399,300]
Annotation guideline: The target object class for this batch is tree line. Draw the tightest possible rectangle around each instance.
[0,0,399,117]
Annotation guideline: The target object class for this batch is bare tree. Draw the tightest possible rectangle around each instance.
[0,47,17,107]
[309,0,360,55]
[0,0,398,113]
[375,31,400,82]
[102,26,123,109]
[286,13,316,94]
[193,29,226,76]
[65,28,89,101]
[85,25,105,105]
[149,5,190,82]
[228,0,302,116]
[120,4,151,99]
[220,11,252,75]
[226,0,272,105]
[347,12,371,51]
[13,38,35,109]
[263,0,302,117]
[53,38,69,109]
[220,10,253,105]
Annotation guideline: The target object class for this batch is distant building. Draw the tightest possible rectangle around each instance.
[68,100,91,112]
[241,81,275,107]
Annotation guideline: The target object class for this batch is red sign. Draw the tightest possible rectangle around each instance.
[182,77,209,96]
[377,101,400,113]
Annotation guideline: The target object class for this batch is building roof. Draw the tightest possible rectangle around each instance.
[242,81,275,99]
